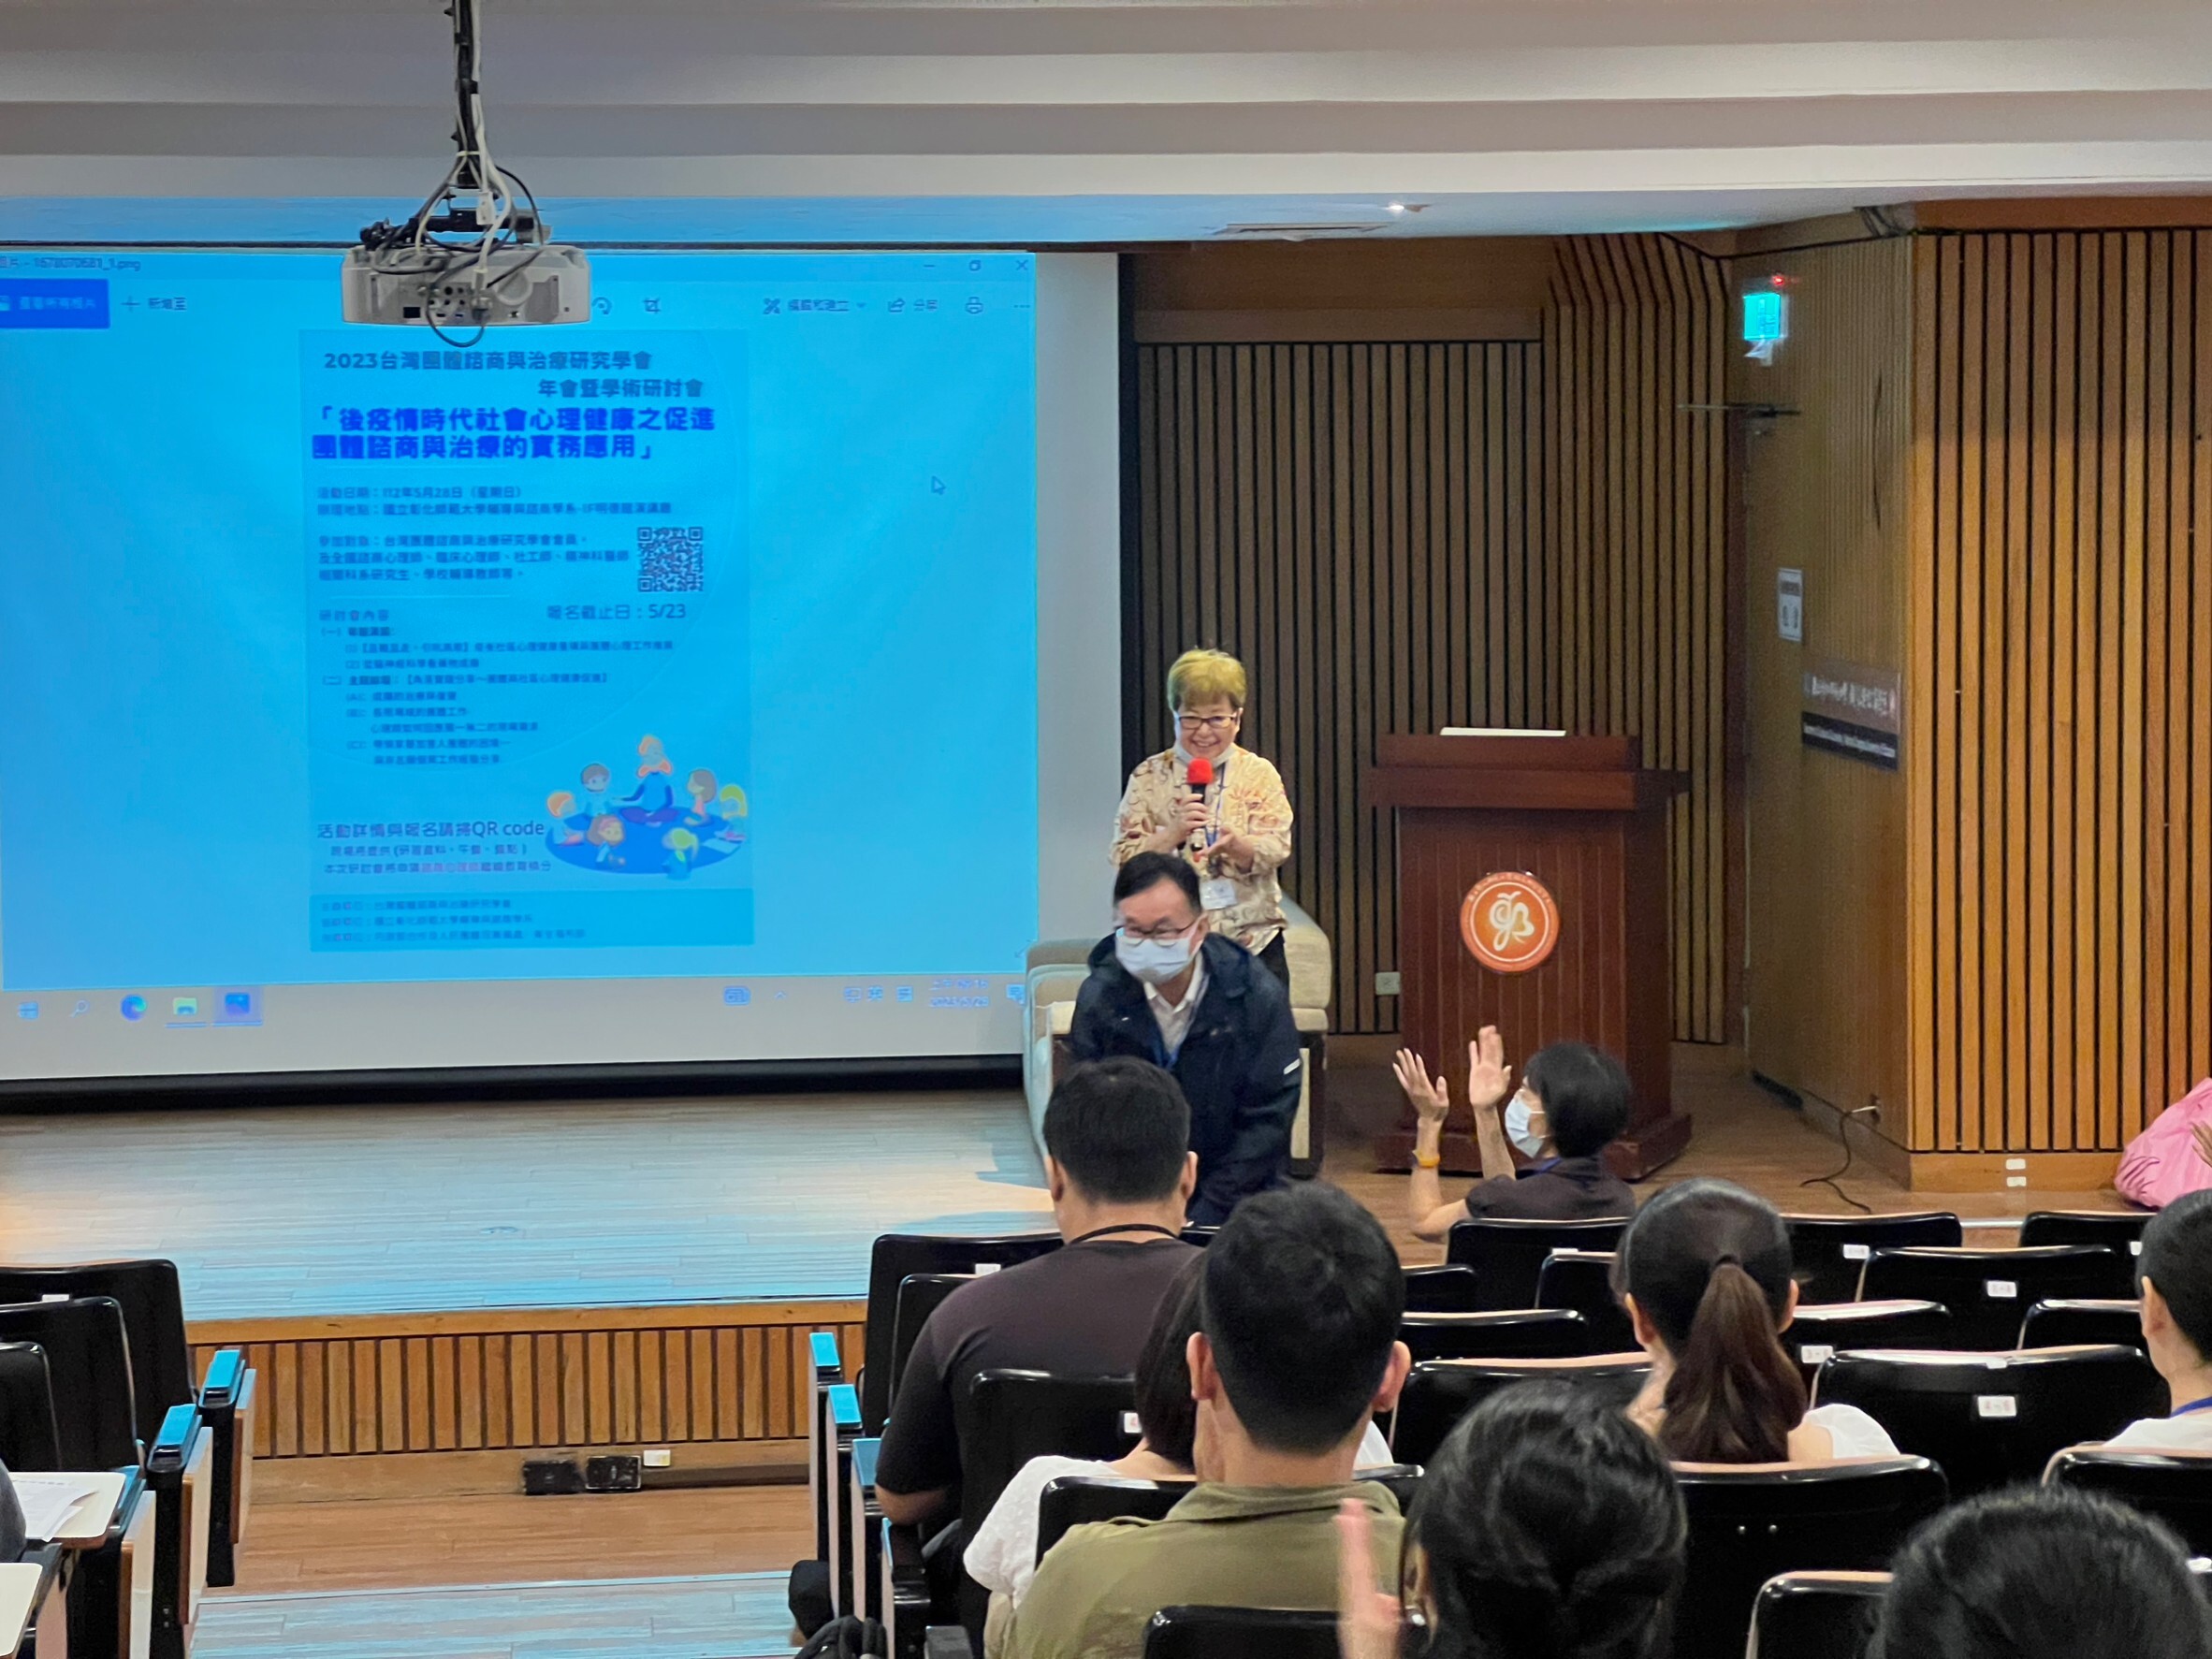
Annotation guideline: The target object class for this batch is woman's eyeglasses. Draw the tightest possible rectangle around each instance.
[1175,713,1239,733]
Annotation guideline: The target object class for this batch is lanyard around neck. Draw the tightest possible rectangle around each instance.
[1066,1223,1183,1247]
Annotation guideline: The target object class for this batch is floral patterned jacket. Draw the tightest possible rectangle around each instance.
[1110,745,1293,953]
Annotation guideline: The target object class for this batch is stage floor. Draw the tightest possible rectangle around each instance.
[0,1048,2127,1321]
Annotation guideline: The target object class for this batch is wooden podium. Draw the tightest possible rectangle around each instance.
[1367,734,1692,1180]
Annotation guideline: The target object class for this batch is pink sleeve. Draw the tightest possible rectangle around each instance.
[2117,1079,2212,1210]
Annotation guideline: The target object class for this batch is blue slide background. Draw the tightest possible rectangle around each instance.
[0,250,1038,989]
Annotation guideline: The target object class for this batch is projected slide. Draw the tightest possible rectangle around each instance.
[0,248,1100,1080]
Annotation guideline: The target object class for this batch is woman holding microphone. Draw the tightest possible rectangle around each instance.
[1110,648,1295,984]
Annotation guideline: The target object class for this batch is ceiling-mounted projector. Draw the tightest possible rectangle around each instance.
[342,0,588,335]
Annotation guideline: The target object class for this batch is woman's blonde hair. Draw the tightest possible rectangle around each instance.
[1166,648,1248,712]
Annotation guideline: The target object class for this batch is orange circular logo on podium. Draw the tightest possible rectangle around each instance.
[1461,872,1561,973]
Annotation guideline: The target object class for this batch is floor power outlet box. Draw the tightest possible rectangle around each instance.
[584,1454,644,1492]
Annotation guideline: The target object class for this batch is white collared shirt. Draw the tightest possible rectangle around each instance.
[1143,952,1208,1062]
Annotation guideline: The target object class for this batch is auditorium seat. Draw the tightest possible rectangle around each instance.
[1025,896,1336,1175]
[1783,1213,1962,1304]
[1747,1570,1889,1659]
[1534,1248,1635,1352]
[1390,1355,1649,1466]
[886,1272,970,1413]
[819,1383,864,1621]
[1144,1606,1337,1659]
[2045,1446,2212,1555]
[859,1232,1058,1432]
[0,1259,255,1586]
[1402,1263,1484,1313]
[0,1299,138,1469]
[1443,1217,1629,1311]
[805,1332,844,1578]
[1398,1308,1591,1362]
[1859,1244,2132,1349]
[2017,1210,2150,1256]
[2018,1298,2146,1354]
[0,1343,63,1473]
[1814,1346,2166,1496]
[1784,1300,1952,1385]
[1673,1459,1943,1659]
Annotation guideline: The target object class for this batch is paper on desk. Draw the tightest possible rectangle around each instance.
[10,1476,103,1541]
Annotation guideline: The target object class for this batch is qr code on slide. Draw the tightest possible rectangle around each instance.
[636,525,706,592]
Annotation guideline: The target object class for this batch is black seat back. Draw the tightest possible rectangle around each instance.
[955,1370,1139,1545]
[1535,1250,1635,1352]
[1444,1218,1628,1311]
[1748,1570,1890,1659]
[885,1273,970,1415]
[1785,1302,1953,1386]
[2017,1211,2150,1255]
[1815,1346,2166,1497]
[860,1232,1058,1431]
[0,1260,192,1448]
[1144,1606,1337,1659]
[0,1298,138,1466]
[1783,1214,1962,1304]
[1037,1474,1191,1561]
[2019,1298,2146,1354]
[1860,1245,2132,1348]
[0,1342,63,1473]
[1402,1264,1483,1313]
[1390,1356,1650,1466]
[1676,1460,1944,1659]
[1399,1308,1591,1363]
[2045,1448,2212,1556]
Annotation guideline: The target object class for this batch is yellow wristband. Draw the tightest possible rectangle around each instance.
[1414,1152,1442,1171]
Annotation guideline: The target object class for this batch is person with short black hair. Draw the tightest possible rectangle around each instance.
[1871,1487,2212,1659]
[873,1058,1201,1528]
[1336,1386,1687,1659]
[1395,1026,1636,1236]
[2099,1188,2212,1450]
[1068,851,1304,1226]
[1003,1184,1412,1659]
[1616,1179,1897,1463]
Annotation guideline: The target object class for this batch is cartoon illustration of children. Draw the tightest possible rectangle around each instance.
[715,783,749,845]
[580,763,612,819]
[587,814,626,866]
[662,825,700,879]
[685,768,718,822]
[546,791,585,845]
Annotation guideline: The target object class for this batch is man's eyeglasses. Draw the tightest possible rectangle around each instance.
[1175,713,1239,733]
[1117,919,1200,943]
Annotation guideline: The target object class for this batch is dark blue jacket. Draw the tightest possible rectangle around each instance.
[1066,932,1303,1226]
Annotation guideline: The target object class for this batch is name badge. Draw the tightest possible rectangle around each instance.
[1200,878,1239,912]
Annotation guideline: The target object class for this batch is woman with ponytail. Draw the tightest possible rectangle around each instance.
[1613,1179,1898,1463]
[1337,1386,1685,1659]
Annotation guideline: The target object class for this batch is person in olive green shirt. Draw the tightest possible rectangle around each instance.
[1003,1184,1413,1659]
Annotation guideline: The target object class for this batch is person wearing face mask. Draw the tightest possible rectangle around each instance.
[1068,852,1303,1227]
[1111,648,1295,986]
[1393,1026,1637,1238]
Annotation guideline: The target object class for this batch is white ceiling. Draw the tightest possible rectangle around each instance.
[1,0,2207,242]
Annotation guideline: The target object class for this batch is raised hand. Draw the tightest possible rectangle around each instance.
[1466,1024,1514,1110]
[1392,1048,1450,1124]
[1335,1498,1403,1659]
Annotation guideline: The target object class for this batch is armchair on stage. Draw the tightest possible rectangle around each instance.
[1021,901,1334,1175]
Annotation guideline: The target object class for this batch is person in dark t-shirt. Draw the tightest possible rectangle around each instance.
[1394,1026,1637,1238]
[874,1057,1201,1526]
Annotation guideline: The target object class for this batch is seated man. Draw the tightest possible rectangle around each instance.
[1068,851,1303,1227]
[874,1057,1201,1525]
[2102,1188,2212,1450]
[1394,1025,1636,1238]
[1002,1183,1412,1659]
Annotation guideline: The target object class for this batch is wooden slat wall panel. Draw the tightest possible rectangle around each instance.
[1129,238,1729,1041]
[189,1307,864,1458]
[1910,229,2212,1152]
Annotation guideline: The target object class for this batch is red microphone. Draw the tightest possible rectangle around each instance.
[1183,755,1215,853]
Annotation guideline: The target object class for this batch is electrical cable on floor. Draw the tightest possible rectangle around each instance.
[1799,1099,1880,1215]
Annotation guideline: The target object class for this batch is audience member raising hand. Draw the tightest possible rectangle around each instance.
[1613,1179,1897,1464]
[1337,1386,1686,1659]
[1396,1026,1637,1240]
